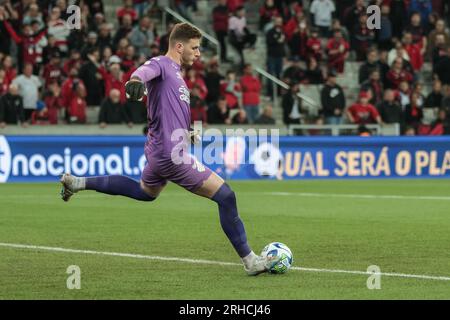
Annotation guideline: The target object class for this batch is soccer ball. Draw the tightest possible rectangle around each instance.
[261,242,293,274]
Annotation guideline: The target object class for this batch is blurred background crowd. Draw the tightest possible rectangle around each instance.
[0,0,449,135]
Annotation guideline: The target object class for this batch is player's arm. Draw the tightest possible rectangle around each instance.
[126,59,162,101]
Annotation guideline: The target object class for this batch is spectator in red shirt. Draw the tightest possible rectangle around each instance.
[117,0,138,25]
[402,31,423,71]
[42,52,63,89]
[386,57,414,89]
[42,82,64,124]
[98,59,128,103]
[405,12,427,52]
[190,86,208,124]
[227,0,244,13]
[240,64,262,124]
[115,38,129,59]
[405,91,424,129]
[68,83,87,124]
[259,0,280,31]
[1,15,47,73]
[306,28,323,62]
[62,50,82,76]
[0,69,8,96]
[417,103,446,135]
[220,70,241,109]
[346,91,382,125]
[185,68,208,100]
[61,67,85,119]
[327,29,350,74]
[283,8,305,42]
[121,45,136,72]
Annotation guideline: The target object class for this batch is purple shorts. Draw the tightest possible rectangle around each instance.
[141,152,213,192]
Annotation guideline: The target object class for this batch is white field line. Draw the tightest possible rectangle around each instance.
[263,192,450,201]
[2,192,450,201]
[1,242,449,282]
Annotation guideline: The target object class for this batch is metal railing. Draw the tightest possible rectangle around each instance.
[288,124,401,136]
[254,66,288,108]
[254,67,319,109]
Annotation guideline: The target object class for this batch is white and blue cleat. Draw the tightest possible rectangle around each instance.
[244,255,274,276]
[60,173,84,202]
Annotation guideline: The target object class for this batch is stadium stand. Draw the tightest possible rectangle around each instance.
[0,0,449,136]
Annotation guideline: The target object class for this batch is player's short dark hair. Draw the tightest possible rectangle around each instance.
[169,23,202,46]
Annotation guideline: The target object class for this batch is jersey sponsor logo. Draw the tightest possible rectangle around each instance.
[179,85,190,104]
[0,136,12,183]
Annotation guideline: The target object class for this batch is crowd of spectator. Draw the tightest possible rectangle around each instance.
[1,0,450,136]
[210,0,450,135]
[0,0,276,128]
[0,0,156,128]
[288,0,449,134]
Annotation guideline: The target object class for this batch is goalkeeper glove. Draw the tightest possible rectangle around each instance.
[125,80,146,101]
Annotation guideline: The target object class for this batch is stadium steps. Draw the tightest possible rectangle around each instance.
[103,0,119,29]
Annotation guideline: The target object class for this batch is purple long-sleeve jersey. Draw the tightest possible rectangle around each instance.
[131,55,191,157]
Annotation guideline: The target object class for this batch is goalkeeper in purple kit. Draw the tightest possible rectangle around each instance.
[60,23,273,275]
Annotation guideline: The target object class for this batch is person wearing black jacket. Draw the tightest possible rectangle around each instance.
[98,89,130,128]
[320,70,346,124]
[78,47,104,106]
[282,58,306,85]
[205,61,224,106]
[0,84,25,127]
[435,46,450,86]
[282,82,303,125]
[124,100,147,124]
[266,16,286,96]
[424,80,443,109]
[207,96,230,124]
[358,48,380,84]
[304,57,324,84]
[377,89,404,129]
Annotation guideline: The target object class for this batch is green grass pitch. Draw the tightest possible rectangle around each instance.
[0,180,449,299]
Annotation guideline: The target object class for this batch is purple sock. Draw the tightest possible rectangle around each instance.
[212,183,251,258]
[86,175,155,202]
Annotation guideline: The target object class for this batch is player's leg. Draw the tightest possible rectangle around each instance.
[60,160,166,201]
[167,157,270,275]
[192,172,269,275]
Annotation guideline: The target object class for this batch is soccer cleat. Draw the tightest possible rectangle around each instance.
[60,173,84,202]
[244,255,270,276]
